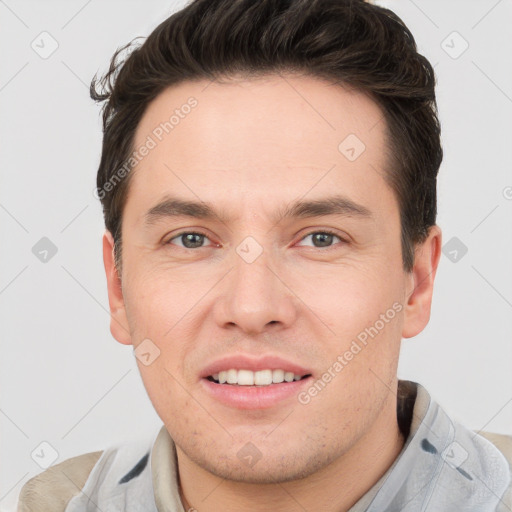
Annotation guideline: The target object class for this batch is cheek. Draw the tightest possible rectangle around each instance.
[125,270,202,368]
[124,267,194,338]
[291,257,401,329]
[299,261,404,386]
[136,359,193,435]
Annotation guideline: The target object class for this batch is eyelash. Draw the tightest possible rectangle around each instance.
[165,229,348,250]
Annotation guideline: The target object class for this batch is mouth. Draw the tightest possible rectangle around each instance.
[205,369,312,386]
[201,370,313,409]
[199,355,314,408]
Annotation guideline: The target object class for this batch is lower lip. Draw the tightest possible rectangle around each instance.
[201,377,313,409]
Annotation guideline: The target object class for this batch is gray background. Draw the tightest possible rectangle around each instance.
[1,0,511,509]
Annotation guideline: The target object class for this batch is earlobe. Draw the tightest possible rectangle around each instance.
[102,230,132,345]
[401,225,442,339]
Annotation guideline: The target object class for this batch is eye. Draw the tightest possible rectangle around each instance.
[296,230,347,249]
[166,231,214,249]
[164,230,347,250]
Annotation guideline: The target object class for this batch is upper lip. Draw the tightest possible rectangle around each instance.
[199,354,312,379]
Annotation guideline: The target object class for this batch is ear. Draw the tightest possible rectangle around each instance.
[402,225,442,339]
[102,230,132,345]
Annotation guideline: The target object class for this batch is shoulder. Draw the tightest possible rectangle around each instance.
[476,430,512,510]
[477,431,512,464]
[17,433,158,512]
[17,450,103,512]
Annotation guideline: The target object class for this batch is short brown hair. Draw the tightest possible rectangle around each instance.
[91,0,442,274]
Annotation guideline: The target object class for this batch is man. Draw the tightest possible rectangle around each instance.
[17,0,512,510]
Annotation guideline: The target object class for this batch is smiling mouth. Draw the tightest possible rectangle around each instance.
[205,369,312,386]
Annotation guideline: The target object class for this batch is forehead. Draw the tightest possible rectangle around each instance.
[126,73,394,226]
[133,73,387,155]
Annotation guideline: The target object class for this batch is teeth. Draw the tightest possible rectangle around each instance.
[284,371,294,382]
[272,369,284,383]
[227,369,238,384]
[254,370,272,385]
[211,369,306,386]
[238,369,254,385]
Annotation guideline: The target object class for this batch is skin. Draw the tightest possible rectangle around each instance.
[103,73,442,511]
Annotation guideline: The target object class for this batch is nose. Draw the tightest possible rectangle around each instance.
[213,242,297,336]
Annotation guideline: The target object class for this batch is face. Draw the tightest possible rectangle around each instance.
[103,73,441,484]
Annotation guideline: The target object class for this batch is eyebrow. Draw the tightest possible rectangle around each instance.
[143,194,374,227]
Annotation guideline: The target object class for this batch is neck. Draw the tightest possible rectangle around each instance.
[177,394,405,512]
